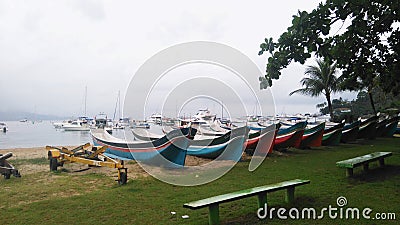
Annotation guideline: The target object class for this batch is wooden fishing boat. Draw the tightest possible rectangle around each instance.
[134,126,249,160]
[187,126,249,160]
[91,127,196,167]
[375,118,388,137]
[197,125,227,136]
[247,123,267,131]
[245,123,279,155]
[382,115,400,137]
[131,128,162,141]
[299,122,325,149]
[274,122,307,150]
[341,120,360,143]
[357,116,379,139]
[322,122,344,146]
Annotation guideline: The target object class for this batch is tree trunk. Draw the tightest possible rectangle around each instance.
[368,88,377,114]
[326,92,334,121]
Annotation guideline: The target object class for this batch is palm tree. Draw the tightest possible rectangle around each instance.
[289,58,341,120]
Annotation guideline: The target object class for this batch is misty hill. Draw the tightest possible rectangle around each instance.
[0,111,66,121]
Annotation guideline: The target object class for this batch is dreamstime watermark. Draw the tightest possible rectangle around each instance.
[123,41,275,186]
[257,196,397,221]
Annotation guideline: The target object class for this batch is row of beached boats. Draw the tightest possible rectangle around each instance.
[89,114,400,168]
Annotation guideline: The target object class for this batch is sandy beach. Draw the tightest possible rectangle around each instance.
[0,146,217,179]
[0,146,47,160]
[0,146,148,178]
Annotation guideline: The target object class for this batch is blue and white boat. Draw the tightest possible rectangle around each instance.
[91,127,196,167]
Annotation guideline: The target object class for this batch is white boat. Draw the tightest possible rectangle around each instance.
[62,120,90,131]
[147,114,163,125]
[0,122,8,132]
[193,108,216,121]
[53,120,72,129]
[132,122,150,129]
[114,117,130,129]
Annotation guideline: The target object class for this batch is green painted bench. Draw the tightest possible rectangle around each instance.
[183,179,310,225]
[336,152,392,177]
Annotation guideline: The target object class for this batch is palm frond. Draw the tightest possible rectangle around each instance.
[290,57,341,98]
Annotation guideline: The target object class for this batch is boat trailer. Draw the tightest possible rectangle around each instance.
[0,152,21,179]
[46,143,128,185]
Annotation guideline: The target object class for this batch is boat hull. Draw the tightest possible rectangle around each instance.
[375,119,388,137]
[63,127,90,131]
[91,127,196,167]
[187,126,249,160]
[299,123,325,148]
[341,121,360,143]
[357,116,379,139]
[322,123,344,146]
[245,124,279,155]
[274,122,307,149]
[382,116,400,137]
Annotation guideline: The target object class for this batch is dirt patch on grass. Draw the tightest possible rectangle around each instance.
[1,146,254,181]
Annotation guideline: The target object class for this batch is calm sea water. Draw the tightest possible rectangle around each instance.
[0,120,143,149]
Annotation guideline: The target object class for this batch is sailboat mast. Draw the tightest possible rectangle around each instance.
[84,86,87,116]
[113,91,119,121]
[118,90,121,119]
[221,101,223,119]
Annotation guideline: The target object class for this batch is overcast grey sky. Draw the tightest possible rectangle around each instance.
[0,0,357,119]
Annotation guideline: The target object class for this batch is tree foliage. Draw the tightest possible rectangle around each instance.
[318,90,400,122]
[259,0,400,96]
[289,58,340,119]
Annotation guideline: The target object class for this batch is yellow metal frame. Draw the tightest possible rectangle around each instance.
[46,143,128,184]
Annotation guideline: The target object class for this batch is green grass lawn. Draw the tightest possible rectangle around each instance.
[1,137,399,224]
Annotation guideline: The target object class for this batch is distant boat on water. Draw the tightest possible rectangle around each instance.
[132,122,150,129]
[19,119,28,122]
[0,122,8,133]
[53,120,72,129]
[148,114,163,125]
[62,120,90,131]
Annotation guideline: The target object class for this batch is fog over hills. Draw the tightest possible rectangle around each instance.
[0,111,66,121]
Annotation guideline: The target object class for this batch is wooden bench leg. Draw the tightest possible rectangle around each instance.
[379,158,385,167]
[285,187,295,203]
[257,193,267,209]
[208,204,219,225]
[363,163,369,172]
[346,168,353,177]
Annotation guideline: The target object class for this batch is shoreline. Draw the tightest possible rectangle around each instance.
[0,146,50,160]
[0,146,215,178]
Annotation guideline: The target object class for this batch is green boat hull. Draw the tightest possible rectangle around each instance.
[322,123,344,146]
